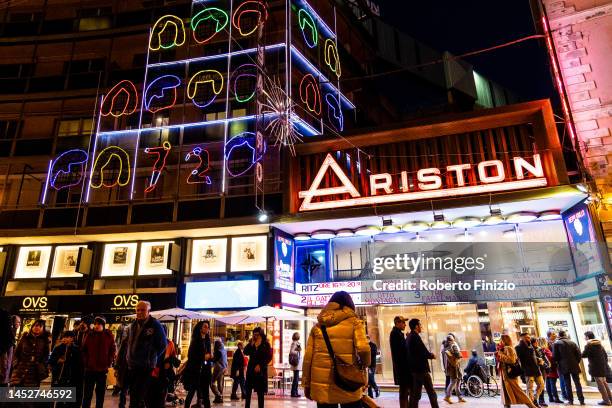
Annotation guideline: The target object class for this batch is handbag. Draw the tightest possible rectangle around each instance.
[506,361,523,379]
[320,325,367,392]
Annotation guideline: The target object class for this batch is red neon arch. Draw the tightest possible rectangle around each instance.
[101,80,139,117]
[232,1,268,37]
[299,74,322,115]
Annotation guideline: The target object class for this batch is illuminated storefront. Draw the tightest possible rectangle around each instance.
[273,100,612,384]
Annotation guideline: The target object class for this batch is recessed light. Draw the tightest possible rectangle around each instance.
[402,221,429,232]
[506,212,538,223]
[311,230,336,240]
[294,233,310,241]
[538,210,561,221]
[483,215,505,225]
[431,220,450,229]
[336,229,355,237]
[355,226,382,236]
[452,217,482,228]
[382,225,401,234]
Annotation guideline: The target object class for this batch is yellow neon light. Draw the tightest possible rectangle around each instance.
[149,15,186,51]
[324,39,341,78]
[90,146,131,189]
[187,70,224,108]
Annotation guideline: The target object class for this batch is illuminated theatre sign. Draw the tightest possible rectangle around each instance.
[298,153,548,211]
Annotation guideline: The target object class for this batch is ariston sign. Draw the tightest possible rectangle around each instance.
[298,153,547,212]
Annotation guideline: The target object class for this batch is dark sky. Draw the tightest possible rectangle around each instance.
[379,0,556,102]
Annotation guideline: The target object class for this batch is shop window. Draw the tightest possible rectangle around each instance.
[571,300,611,354]
[295,242,330,283]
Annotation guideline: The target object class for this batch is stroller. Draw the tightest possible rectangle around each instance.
[164,353,184,406]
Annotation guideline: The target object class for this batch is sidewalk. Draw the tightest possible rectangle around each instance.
[99,390,612,407]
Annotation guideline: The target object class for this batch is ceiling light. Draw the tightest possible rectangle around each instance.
[430,220,450,229]
[483,214,505,225]
[402,221,429,232]
[382,225,401,234]
[294,233,310,241]
[311,230,335,240]
[452,216,482,228]
[336,229,354,238]
[506,211,538,223]
[355,225,381,236]
[257,211,269,222]
[538,210,561,221]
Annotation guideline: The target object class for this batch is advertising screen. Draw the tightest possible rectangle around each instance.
[184,280,259,309]
[273,230,295,290]
[563,203,605,279]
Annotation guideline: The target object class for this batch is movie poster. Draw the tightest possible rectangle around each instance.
[149,245,165,265]
[113,247,128,265]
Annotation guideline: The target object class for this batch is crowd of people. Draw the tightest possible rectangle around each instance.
[1,292,612,408]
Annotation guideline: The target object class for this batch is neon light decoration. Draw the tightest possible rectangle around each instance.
[325,93,344,132]
[191,7,229,44]
[100,80,139,117]
[298,9,318,48]
[324,39,341,78]
[225,132,265,177]
[299,74,321,115]
[90,146,131,189]
[49,149,89,190]
[187,70,224,108]
[231,64,257,103]
[232,1,268,37]
[144,75,181,113]
[144,141,171,193]
[149,15,186,51]
[185,146,212,185]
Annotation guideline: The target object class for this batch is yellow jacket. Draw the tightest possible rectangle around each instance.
[301,301,371,404]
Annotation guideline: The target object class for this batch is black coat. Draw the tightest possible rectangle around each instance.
[230,347,245,379]
[369,341,377,369]
[582,339,610,378]
[553,337,582,375]
[10,331,50,386]
[182,334,212,392]
[244,340,272,392]
[406,330,434,374]
[515,341,540,377]
[48,343,83,386]
[390,326,410,384]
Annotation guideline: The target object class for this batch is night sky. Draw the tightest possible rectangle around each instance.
[379,0,556,102]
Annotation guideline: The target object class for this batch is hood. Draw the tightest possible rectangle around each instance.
[317,301,357,327]
[588,339,602,346]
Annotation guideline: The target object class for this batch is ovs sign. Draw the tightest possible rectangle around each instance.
[21,296,48,311]
[112,294,139,310]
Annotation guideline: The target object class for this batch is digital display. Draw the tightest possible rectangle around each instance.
[184,280,259,309]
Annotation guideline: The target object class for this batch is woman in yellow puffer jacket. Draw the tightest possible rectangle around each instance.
[302,291,371,408]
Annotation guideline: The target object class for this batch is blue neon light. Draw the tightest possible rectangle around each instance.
[225,132,266,177]
[298,8,318,48]
[50,149,89,190]
[325,93,344,132]
[293,0,336,40]
[147,43,285,68]
[144,75,181,112]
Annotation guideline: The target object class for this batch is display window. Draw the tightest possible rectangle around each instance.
[191,238,228,273]
[101,242,138,277]
[51,245,87,278]
[15,246,52,279]
[230,235,267,272]
[571,299,612,354]
[138,241,173,276]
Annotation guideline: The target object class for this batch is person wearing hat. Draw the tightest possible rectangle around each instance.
[81,316,116,408]
[390,315,411,408]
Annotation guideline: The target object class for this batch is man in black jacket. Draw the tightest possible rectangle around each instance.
[516,333,545,407]
[553,330,584,405]
[406,318,439,408]
[390,316,410,408]
[582,331,612,406]
[367,335,380,398]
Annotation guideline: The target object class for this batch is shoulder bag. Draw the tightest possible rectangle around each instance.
[320,325,367,392]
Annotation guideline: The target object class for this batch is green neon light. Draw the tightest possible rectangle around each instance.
[298,8,318,48]
[191,7,229,44]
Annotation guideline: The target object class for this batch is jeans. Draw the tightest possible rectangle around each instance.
[367,368,378,398]
[317,401,362,408]
[399,382,410,408]
[185,368,211,408]
[559,373,568,400]
[210,365,224,399]
[561,372,584,403]
[231,376,245,398]
[82,371,106,408]
[595,377,612,404]
[128,368,165,408]
[525,375,545,403]
[291,370,300,396]
[408,372,439,408]
[445,377,460,399]
[545,377,559,402]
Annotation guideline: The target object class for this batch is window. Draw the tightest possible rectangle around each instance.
[57,118,93,137]
[66,59,105,75]
[77,8,112,31]
[9,12,42,23]
[0,64,34,79]
[0,120,20,139]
